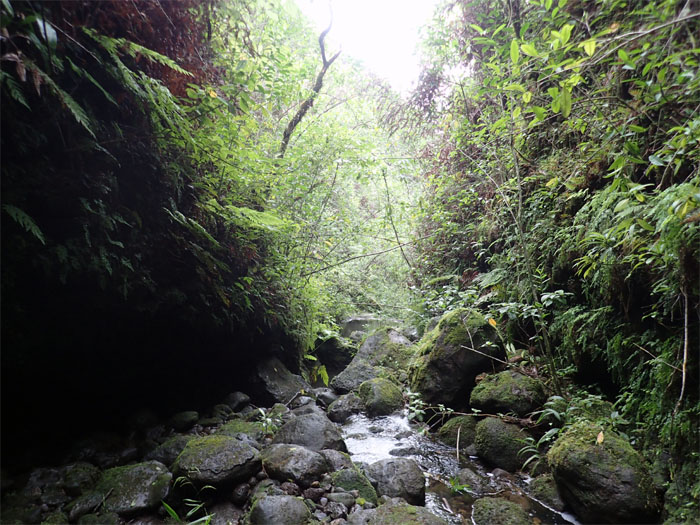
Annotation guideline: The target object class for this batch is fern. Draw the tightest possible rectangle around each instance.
[3,205,46,244]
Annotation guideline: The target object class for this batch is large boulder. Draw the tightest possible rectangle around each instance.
[94,461,171,516]
[272,412,347,452]
[474,417,529,472]
[528,474,565,511]
[469,370,546,417]
[365,458,425,505]
[349,498,448,524]
[315,335,356,376]
[261,444,330,488]
[436,415,478,450]
[358,378,404,416]
[331,327,413,393]
[472,497,530,525]
[547,422,661,523]
[327,392,364,423]
[409,309,504,407]
[340,314,382,337]
[172,436,261,485]
[254,357,311,405]
[247,494,312,524]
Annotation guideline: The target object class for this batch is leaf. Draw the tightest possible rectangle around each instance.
[521,43,538,57]
[3,204,46,244]
[522,91,532,103]
[532,106,546,121]
[560,24,573,45]
[469,24,485,35]
[596,431,604,444]
[649,155,666,166]
[546,177,559,188]
[510,39,520,64]
[636,219,655,232]
[559,88,572,117]
[488,318,498,327]
[1,0,14,15]
[580,39,596,56]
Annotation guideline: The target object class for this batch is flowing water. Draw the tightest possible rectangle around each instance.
[342,412,579,524]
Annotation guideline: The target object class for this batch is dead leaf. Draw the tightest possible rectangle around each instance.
[488,318,498,327]
[597,431,604,444]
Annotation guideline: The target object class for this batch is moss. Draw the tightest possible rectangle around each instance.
[331,466,378,505]
[437,415,477,448]
[528,474,565,511]
[470,370,546,416]
[472,497,530,525]
[216,419,264,439]
[40,511,69,524]
[474,417,528,472]
[371,500,446,525]
[358,377,404,416]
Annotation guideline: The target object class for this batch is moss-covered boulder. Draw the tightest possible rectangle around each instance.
[331,328,413,393]
[331,465,378,505]
[470,370,546,416]
[247,494,312,525]
[215,419,265,441]
[436,415,478,449]
[327,392,364,423]
[94,461,171,516]
[144,435,194,466]
[471,497,530,525]
[62,462,101,497]
[358,378,404,416]
[409,309,504,407]
[474,417,529,472]
[547,422,661,523]
[173,435,261,486]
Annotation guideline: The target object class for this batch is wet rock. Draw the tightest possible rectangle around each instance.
[40,483,70,506]
[40,510,69,524]
[409,309,505,407]
[254,357,311,404]
[358,378,404,416]
[144,435,193,466]
[316,335,357,376]
[331,328,412,393]
[321,452,353,475]
[547,421,661,523]
[303,486,326,502]
[365,458,425,505]
[231,482,250,505]
[328,491,356,508]
[250,478,285,499]
[474,417,529,472]
[436,415,477,450]
[470,370,546,417]
[346,508,376,524]
[369,498,447,524]
[173,435,261,486]
[77,511,121,524]
[94,461,171,516]
[168,410,199,431]
[215,419,264,441]
[222,391,251,412]
[272,412,347,452]
[247,494,312,525]
[65,492,103,522]
[325,500,349,519]
[262,444,330,488]
[331,466,378,505]
[211,403,235,420]
[314,387,339,407]
[456,467,489,493]
[472,497,530,525]
[281,481,302,496]
[208,502,243,525]
[389,446,422,457]
[528,474,565,511]
[328,393,365,423]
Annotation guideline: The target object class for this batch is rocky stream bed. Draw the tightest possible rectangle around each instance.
[1,311,664,524]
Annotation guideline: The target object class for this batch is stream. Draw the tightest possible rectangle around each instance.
[341,411,579,525]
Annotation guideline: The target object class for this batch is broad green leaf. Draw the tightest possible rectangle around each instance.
[614,198,630,213]
[469,23,485,35]
[521,43,539,57]
[522,91,533,103]
[532,106,546,120]
[1,0,14,15]
[545,0,553,9]
[513,106,521,118]
[629,125,647,133]
[636,219,655,231]
[510,39,520,64]
[580,39,596,56]
[560,24,573,45]
[649,154,666,166]
[546,176,559,188]
[2,205,46,244]
[559,88,572,117]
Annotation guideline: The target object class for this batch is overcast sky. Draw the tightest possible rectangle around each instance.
[293,0,440,94]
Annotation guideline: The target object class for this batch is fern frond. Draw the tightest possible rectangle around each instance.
[2,204,46,244]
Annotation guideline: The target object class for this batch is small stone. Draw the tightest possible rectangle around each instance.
[232,483,250,505]
[311,480,320,488]
[281,481,301,496]
[328,492,355,508]
[303,487,326,502]
[325,501,348,519]
[320,497,329,505]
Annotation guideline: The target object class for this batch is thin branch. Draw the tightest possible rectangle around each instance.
[382,169,412,269]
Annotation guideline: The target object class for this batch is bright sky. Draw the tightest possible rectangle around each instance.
[294,0,440,94]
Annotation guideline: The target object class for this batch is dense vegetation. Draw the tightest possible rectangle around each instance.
[1,0,698,521]
[405,0,699,521]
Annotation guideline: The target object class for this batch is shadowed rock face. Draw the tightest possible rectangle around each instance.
[365,458,426,505]
[254,357,311,405]
[409,309,505,408]
[547,421,661,523]
[261,444,330,488]
[272,412,347,452]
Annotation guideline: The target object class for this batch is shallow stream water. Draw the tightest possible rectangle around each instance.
[342,412,579,524]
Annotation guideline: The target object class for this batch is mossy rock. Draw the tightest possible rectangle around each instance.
[369,499,447,524]
[409,309,504,408]
[331,465,378,505]
[216,419,265,440]
[77,512,121,524]
[470,370,546,416]
[62,462,101,497]
[474,417,529,472]
[436,415,478,449]
[40,511,69,524]
[547,421,661,523]
[528,474,565,511]
[173,435,261,486]
[358,377,404,416]
[471,497,530,525]
[95,461,171,516]
[246,494,312,524]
